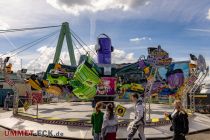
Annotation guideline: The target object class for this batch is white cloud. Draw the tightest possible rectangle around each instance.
[0,0,68,39]
[26,46,56,72]
[23,45,136,73]
[0,20,10,30]
[0,54,22,71]
[8,56,21,71]
[112,49,135,64]
[130,38,141,42]
[0,0,206,34]
[129,37,152,43]
[187,28,210,33]
[206,9,210,20]
[45,0,209,23]
[46,0,150,15]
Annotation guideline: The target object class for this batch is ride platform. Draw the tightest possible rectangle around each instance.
[17,102,174,127]
[0,102,209,139]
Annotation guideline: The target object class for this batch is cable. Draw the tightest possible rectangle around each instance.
[0,25,61,34]
[26,32,59,69]
[72,39,82,56]
[71,33,88,53]
[10,30,58,57]
[43,36,62,67]
[2,33,17,49]
[71,33,89,54]
[10,31,58,57]
[71,29,96,54]
[59,59,64,65]
[70,30,97,55]
[71,32,97,57]
[0,30,59,57]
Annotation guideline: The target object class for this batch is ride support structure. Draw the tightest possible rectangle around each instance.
[143,67,158,121]
[140,45,172,121]
[179,54,209,113]
[53,22,76,66]
[189,66,209,112]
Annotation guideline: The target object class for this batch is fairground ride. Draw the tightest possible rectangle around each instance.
[0,22,208,122]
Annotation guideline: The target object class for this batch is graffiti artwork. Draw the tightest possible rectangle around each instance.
[117,47,191,101]
[147,46,172,66]
[97,77,117,95]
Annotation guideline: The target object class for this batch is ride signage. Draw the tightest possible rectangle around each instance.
[147,46,172,66]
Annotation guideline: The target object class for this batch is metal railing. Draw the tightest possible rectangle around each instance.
[16,96,39,118]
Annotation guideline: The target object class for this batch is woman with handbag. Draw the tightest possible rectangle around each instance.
[165,100,189,140]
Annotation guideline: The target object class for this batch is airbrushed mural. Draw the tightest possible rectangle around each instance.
[158,62,189,96]
[117,46,190,100]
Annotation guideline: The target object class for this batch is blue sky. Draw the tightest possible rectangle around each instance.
[0,0,210,73]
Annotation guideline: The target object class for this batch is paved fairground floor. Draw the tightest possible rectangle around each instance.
[0,102,210,139]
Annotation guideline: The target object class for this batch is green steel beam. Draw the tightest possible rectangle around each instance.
[53,23,65,64]
[65,22,76,66]
[53,22,76,66]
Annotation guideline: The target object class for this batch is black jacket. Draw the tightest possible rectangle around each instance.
[169,110,189,135]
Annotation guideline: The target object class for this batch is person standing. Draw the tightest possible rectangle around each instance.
[127,93,146,140]
[4,92,11,111]
[101,103,118,140]
[165,100,189,140]
[91,102,104,140]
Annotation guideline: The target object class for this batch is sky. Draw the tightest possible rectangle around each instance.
[0,0,210,77]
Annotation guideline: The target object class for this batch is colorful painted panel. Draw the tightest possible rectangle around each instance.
[97,77,117,95]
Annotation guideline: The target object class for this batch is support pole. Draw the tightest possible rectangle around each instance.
[37,101,38,119]
[148,96,151,121]
[20,59,22,70]
[144,67,158,122]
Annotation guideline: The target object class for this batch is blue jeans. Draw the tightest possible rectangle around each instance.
[93,133,101,140]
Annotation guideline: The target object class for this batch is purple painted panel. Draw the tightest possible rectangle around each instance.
[138,60,146,69]
[97,37,112,64]
[166,70,184,89]
[98,38,111,52]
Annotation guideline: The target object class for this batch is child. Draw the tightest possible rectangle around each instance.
[101,103,118,140]
[91,102,104,140]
